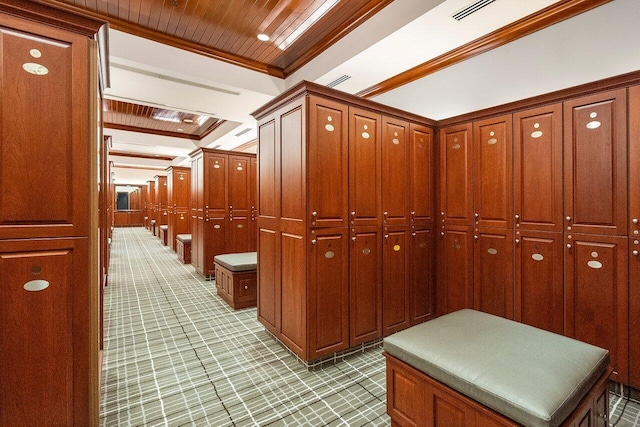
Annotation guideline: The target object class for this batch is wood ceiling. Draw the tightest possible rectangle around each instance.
[102,99,223,140]
[39,0,393,77]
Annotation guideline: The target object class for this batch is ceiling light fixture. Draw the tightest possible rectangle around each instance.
[257,34,270,41]
[182,118,194,123]
[278,0,338,50]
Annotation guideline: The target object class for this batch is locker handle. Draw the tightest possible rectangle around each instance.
[515,239,520,244]
[352,237,356,241]
[633,218,639,224]
[440,232,445,236]
[474,235,478,240]
[514,214,519,220]
[565,216,571,222]
[633,250,639,256]
[567,244,572,249]
[311,239,317,245]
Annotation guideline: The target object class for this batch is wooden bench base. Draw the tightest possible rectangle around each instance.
[385,353,611,427]
[176,238,191,264]
[214,263,257,309]
[158,226,168,246]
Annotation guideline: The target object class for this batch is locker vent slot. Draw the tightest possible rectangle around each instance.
[326,75,351,88]
[452,0,497,21]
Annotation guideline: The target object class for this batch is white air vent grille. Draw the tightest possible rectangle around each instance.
[452,0,497,21]
[326,75,351,88]
[234,127,252,137]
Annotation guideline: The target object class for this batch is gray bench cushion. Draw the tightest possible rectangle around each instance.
[159,225,168,231]
[176,234,191,243]
[214,252,257,272]
[384,309,609,427]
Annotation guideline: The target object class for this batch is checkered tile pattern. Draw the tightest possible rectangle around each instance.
[100,227,640,426]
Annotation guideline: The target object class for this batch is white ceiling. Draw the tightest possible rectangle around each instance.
[106,0,640,185]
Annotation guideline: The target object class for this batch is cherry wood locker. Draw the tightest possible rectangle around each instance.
[437,226,474,316]
[155,175,168,226]
[439,123,473,227]
[563,89,627,236]
[564,233,628,383]
[383,226,411,336]
[629,85,640,389]
[190,155,203,271]
[249,156,257,250]
[514,230,564,334]
[166,166,190,250]
[513,104,563,233]
[410,124,434,227]
[0,4,103,425]
[229,155,252,252]
[410,226,434,325]
[382,116,410,227]
[473,227,514,319]
[473,115,513,230]
[349,107,381,228]
[309,227,349,359]
[146,179,156,229]
[308,96,348,229]
[349,226,382,345]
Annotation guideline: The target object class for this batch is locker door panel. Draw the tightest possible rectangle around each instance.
[564,234,628,382]
[383,227,410,335]
[630,85,640,389]
[410,227,434,325]
[474,228,514,319]
[564,89,627,235]
[206,212,227,276]
[439,124,473,226]
[410,124,434,226]
[382,117,410,226]
[349,227,382,345]
[229,217,251,253]
[473,115,513,229]
[515,231,563,334]
[437,226,474,316]
[257,228,277,334]
[514,104,563,232]
[205,153,228,211]
[229,155,250,215]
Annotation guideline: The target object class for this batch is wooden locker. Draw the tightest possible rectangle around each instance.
[349,107,381,228]
[563,89,627,236]
[439,123,473,227]
[514,230,564,334]
[473,115,513,230]
[564,233,628,383]
[383,226,411,336]
[410,226,434,325]
[410,124,434,226]
[229,155,251,253]
[308,96,348,229]
[628,85,640,389]
[473,227,514,319]
[513,104,563,233]
[205,153,228,212]
[279,229,307,358]
[382,117,410,227]
[155,175,168,226]
[349,226,382,345]
[437,226,474,316]
[308,228,349,359]
[249,156,257,250]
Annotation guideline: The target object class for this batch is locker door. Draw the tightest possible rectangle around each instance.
[629,237,640,388]
[349,226,382,345]
[564,234,628,383]
[174,169,190,209]
[564,89,627,235]
[309,228,349,359]
[473,115,513,230]
[474,228,514,319]
[229,155,251,252]
[514,230,563,334]
[308,96,348,228]
[205,153,228,212]
[410,227,434,325]
[513,104,563,232]
[205,212,227,276]
[629,85,640,389]
[410,124,434,226]
[439,124,473,227]
[382,117,410,226]
[383,227,410,336]
[437,226,474,316]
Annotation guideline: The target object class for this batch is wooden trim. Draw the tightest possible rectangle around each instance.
[356,0,612,99]
[104,120,225,141]
[233,139,258,153]
[109,151,175,161]
[188,146,257,159]
[111,164,168,171]
[437,69,640,127]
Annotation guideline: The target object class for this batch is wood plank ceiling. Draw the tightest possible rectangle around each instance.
[39,0,393,77]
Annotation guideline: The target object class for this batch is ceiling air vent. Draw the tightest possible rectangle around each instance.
[234,128,252,137]
[452,0,497,21]
[326,75,351,88]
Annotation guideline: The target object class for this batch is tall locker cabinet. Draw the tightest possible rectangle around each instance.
[155,175,168,227]
[166,166,191,250]
[253,81,435,363]
[563,89,629,383]
[0,3,104,425]
[628,85,640,389]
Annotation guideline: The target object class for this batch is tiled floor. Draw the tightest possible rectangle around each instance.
[100,227,640,426]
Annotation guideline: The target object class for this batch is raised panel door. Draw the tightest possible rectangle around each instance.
[258,119,278,221]
[410,124,434,226]
[439,124,473,227]
[631,236,640,389]
[564,89,627,235]
[308,96,348,228]
[172,210,190,249]
[437,226,474,316]
[349,107,381,228]
[383,226,410,336]
[386,356,425,427]
[280,231,307,358]
[564,233,628,383]
[630,86,640,238]
[473,115,513,230]
[349,226,382,345]
[0,238,89,426]
[205,153,228,211]
[280,103,305,223]
[229,155,251,216]
[0,24,90,239]
[174,168,190,209]
[382,117,410,226]
[229,217,252,253]
[514,231,564,334]
[249,156,257,251]
[258,228,278,334]
[514,104,563,232]
[205,211,227,276]
[410,227,434,325]
[473,227,514,319]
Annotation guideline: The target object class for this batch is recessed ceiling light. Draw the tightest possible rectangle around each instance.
[182,118,194,123]
[257,34,270,42]
[177,128,184,132]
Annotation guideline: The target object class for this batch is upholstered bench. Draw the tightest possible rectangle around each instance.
[158,225,168,245]
[176,234,191,264]
[150,219,157,236]
[214,252,257,309]
[384,309,611,427]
